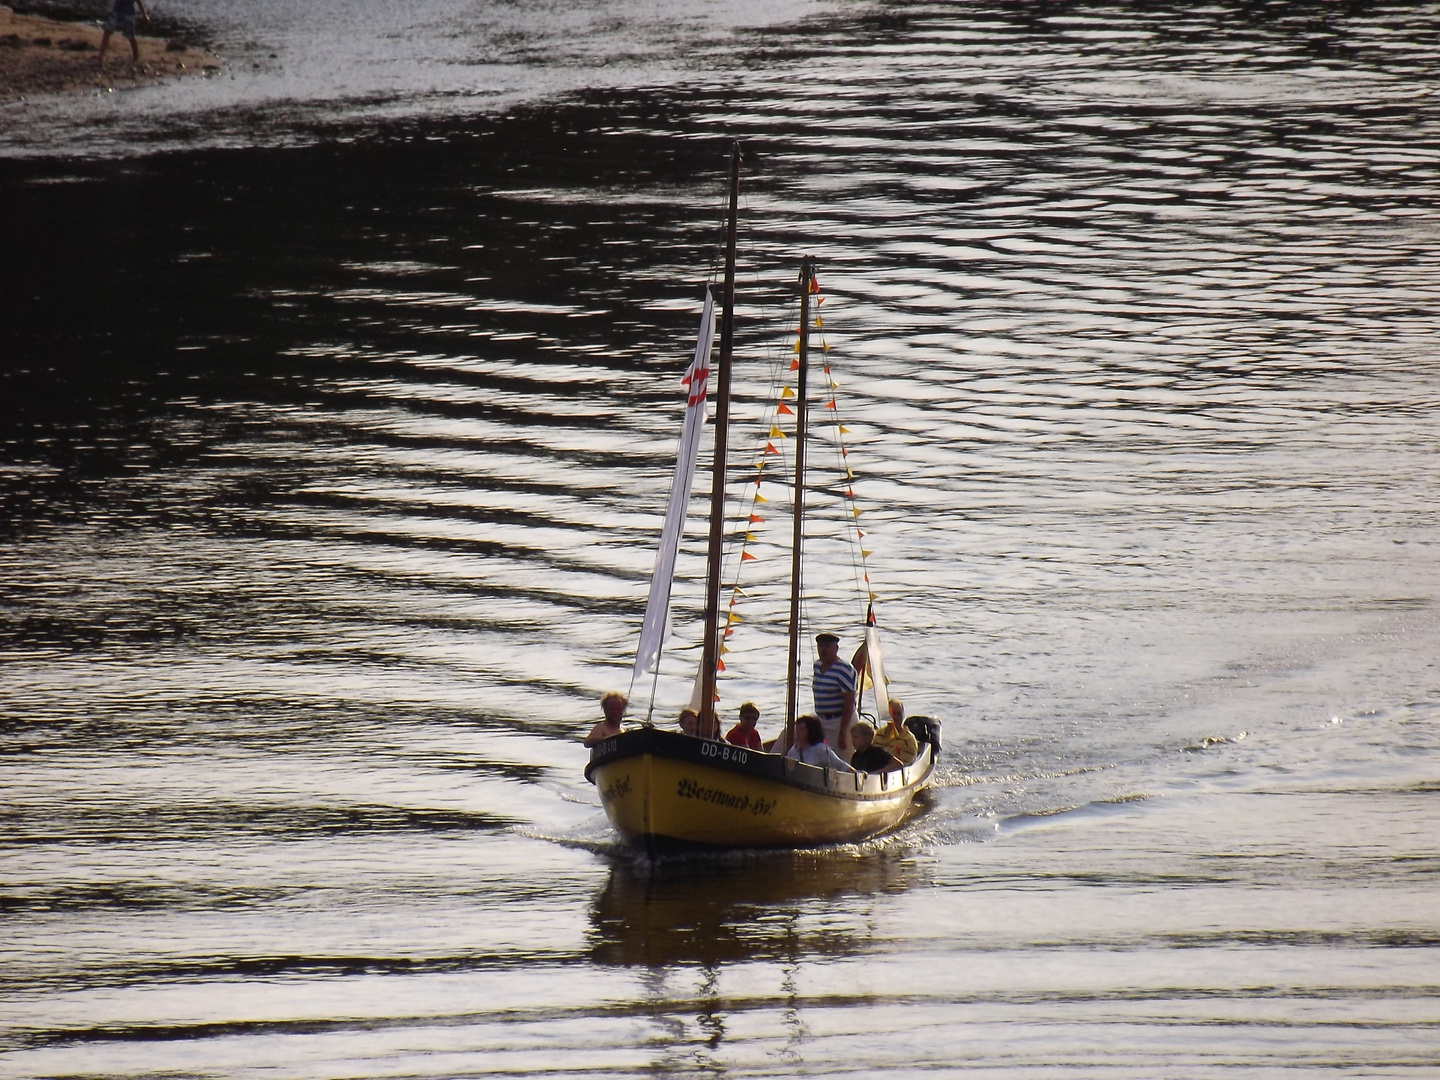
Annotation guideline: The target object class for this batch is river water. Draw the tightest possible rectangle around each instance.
[3,1,1439,1076]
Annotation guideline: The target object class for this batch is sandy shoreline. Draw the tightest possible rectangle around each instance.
[0,4,219,101]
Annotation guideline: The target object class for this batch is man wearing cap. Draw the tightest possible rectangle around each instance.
[812,632,857,754]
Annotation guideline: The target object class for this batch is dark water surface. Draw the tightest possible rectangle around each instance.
[4,1,1440,1075]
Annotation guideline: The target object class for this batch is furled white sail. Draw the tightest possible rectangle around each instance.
[633,289,716,677]
[864,619,891,722]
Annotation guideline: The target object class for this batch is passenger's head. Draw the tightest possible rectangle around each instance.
[796,715,824,747]
[738,702,760,728]
[678,709,699,736]
[815,632,839,662]
[888,699,905,724]
[601,692,627,722]
[851,720,874,751]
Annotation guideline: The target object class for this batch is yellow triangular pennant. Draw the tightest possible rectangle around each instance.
[780,386,796,399]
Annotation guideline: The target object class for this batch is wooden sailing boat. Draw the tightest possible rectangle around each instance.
[585,146,938,853]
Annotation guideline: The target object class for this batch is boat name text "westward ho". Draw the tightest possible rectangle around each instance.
[600,775,631,802]
[676,778,776,816]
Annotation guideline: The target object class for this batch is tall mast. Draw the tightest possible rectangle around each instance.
[784,257,815,746]
[699,143,741,731]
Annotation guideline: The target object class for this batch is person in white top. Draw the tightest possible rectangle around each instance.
[784,715,856,773]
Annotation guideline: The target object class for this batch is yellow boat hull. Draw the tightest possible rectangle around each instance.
[585,728,932,852]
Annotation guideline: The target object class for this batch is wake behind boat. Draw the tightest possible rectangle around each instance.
[585,146,939,854]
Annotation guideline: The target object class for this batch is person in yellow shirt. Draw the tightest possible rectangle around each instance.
[872,699,920,766]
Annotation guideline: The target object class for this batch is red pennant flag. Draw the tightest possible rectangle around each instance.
[765,443,779,454]
[789,359,800,371]
[741,551,757,562]
[749,514,764,523]
[717,658,726,672]
[777,403,795,415]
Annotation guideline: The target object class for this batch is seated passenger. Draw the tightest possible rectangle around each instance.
[726,702,764,751]
[677,709,699,736]
[784,715,856,772]
[583,691,627,747]
[849,720,898,773]
[873,699,920,766]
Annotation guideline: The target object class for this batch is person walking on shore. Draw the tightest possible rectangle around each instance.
[99,0,150,66]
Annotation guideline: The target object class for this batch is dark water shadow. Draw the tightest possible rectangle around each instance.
[588,844,930,968]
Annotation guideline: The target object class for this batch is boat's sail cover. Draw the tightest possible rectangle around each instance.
[633,290,717,677]
[864,606,891,720]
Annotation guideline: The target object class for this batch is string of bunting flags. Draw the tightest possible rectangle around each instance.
[715,272,877,683]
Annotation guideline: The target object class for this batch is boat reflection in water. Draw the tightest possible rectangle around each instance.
[588,840,931,969]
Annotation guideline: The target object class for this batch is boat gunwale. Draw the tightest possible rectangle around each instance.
[585,726,934,804]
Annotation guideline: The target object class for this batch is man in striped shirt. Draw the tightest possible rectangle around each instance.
[811,632,858,754]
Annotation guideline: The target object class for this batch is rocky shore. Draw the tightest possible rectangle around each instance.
[0,4,219,100]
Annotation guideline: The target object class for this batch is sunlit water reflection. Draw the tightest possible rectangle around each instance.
[3,0,1439,1076]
